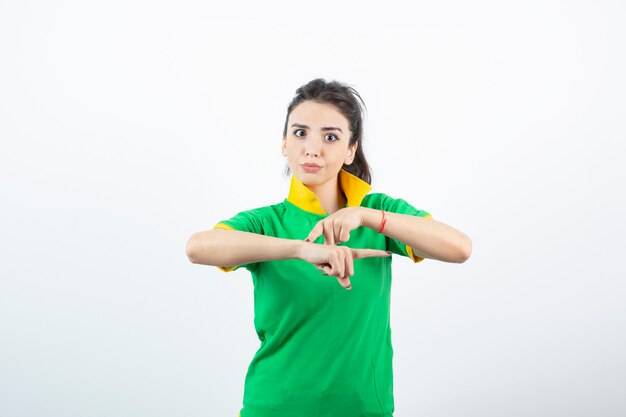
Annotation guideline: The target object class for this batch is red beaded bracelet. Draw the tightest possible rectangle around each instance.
[378,210,387,233]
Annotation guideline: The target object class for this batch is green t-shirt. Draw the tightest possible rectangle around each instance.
[213,169,432,417]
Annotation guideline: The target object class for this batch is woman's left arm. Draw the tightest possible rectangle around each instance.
[361,208,472,263]
[305,207,472,264]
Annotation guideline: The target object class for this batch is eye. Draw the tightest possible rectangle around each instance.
[294,129,306,138]
[326,134,339,142]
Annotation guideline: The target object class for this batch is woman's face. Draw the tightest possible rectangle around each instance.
[282,100,357,187]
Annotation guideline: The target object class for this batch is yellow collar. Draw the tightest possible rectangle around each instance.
[286,168,372,215]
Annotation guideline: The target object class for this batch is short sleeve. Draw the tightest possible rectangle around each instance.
[380,194,433,263]
[211,208,266,273]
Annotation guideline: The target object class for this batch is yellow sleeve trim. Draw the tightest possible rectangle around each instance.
[406,245,425,263]
[211,223,238,272]
[406,213,433,264]
[213,222,234,231]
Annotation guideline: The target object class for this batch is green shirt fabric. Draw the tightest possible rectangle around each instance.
[213,169,432,417]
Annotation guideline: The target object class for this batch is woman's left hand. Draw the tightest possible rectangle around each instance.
[305,207,365,245]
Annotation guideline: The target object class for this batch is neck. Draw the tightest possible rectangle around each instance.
[306,176,346,215]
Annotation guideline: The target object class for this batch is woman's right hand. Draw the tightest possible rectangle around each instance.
[297,241,391,290]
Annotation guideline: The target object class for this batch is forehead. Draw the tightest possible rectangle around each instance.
[288,101,349,129]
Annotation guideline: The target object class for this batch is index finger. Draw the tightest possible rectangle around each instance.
[352,249,393,259]
[305,222,324,243]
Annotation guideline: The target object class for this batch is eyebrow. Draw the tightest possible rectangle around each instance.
[290,123,343,134]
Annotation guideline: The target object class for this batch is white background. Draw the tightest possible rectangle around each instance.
[1,1,625,416]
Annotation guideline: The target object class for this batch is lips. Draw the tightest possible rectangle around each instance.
[301,163,322,173]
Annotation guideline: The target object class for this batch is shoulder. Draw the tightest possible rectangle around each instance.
[362,192,431,217]
[361,192,394,209]
[214,201,286,229]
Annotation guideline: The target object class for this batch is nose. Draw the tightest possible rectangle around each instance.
[304,135,322,157]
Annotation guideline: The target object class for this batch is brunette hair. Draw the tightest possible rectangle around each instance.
[282,78,372,184]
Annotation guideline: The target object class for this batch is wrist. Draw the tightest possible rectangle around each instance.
[293,239,308,261]
[361,207,381,230]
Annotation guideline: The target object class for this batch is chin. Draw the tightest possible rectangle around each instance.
[294,169,316,180]
[296,172,317,183]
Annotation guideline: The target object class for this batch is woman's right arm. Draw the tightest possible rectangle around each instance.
[185,229,304,267]
[186,229,390,290]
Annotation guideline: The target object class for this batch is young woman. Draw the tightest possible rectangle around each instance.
[186,78,472,417]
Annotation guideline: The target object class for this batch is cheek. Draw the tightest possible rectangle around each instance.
[329,149,349,163]
[284,145,301,160]
[287,141,304,154]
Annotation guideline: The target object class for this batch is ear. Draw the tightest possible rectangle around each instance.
[281,135,287,156]
[344,142,358,165]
